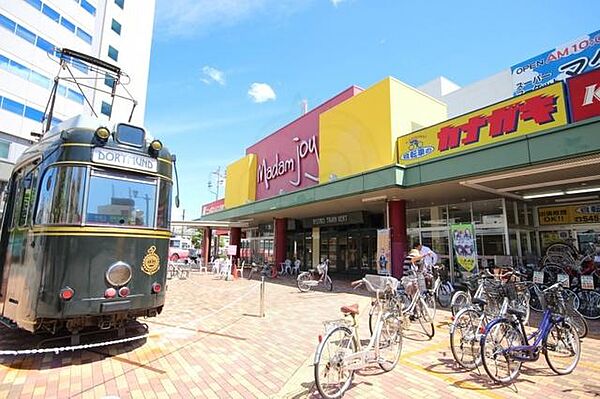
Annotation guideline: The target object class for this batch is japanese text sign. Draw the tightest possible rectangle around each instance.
[511,30,600,95]
[538,203,600,225]
[566,67,600,122]
[397,83,568,166]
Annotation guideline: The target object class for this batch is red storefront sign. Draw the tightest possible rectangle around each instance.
[567,68,600,122]
[202,198,225,216]
[246,87,362,201]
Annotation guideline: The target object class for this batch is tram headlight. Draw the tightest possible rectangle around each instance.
[95,127,111,142]
[106,261,132,287]
[149,140,162,157]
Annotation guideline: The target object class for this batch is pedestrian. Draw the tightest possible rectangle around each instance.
[416,243,438,273]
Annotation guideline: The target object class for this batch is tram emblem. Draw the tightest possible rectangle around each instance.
[142,246,160,275]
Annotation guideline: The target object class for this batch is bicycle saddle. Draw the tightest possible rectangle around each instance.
[507,307,527,320]
[341,304,359,315]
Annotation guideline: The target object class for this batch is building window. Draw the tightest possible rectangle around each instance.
[24,106,44,122]
[108,46,119,62]
[76,28,92,44]
[0,14,16,33]
[25,0,42,11]
[111,19,122,35]
[104,74,115,88]
[67,89,85,104]
[1,97,25,116]
[29,70,51,89]
[101,101,112,117]
[81,0,96,16]
[41,4,60,23]
[60,17,76,33]
[35,36,54,53]
[0,140,9,159]
[16,25,36,45]
[115,0,125,10]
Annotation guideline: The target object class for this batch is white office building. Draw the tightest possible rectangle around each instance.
[0,0,156,192]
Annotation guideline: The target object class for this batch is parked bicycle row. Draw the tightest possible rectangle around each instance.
[311,262,585,398]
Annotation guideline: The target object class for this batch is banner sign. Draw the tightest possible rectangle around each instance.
[303,211,364,228]
[227,245,238,256]
[397,83,568,166]
[538,203,600,225]
[511,30,600,96]
[201,198,225,216]
[566,67,600,122]
[451,223,478,273]
[376,229,391,275]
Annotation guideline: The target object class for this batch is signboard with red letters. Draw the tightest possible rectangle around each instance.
[566,67,600,122]
[202,198,225,216]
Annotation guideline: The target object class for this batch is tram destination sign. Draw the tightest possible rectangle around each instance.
[92,147,158,173]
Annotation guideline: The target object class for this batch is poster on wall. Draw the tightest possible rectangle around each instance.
[511,29,600,95]
[376,229,391,275]
[451,224,478,273]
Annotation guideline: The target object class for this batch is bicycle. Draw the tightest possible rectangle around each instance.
[421,265,454,317]
[390,271,435,338]
[297,260,333,292]
[313,275,403,399]
[450,268,498,316]
[450,275,532,371]
[480,283,581,384]
[528,282,588,339]
[167,261,190,280]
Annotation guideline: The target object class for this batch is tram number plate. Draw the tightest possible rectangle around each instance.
[581,275,595,290]
[557,273,570,288]
[533,271,544,284]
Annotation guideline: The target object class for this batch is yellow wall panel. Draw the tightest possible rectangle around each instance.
[319,77,447,182]
[224,154,257,209]
[319,78,393,182]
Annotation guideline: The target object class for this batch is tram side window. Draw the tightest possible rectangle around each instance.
[9,171,24,229]
[19,169,39,227]
[156,179,171,229]
[35,167,86,225]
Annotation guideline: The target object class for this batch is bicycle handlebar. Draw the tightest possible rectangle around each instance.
[350,280,363,289]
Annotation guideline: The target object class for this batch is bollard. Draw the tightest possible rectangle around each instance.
[260,276,265,317]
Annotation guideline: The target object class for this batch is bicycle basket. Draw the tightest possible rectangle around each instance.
[364,274,399,294]
[541,288,565,313]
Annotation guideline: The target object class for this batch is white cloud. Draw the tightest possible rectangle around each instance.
[331,0,346,6]
[248,83,277,103]
[155,0,312,38]
[201,66,226,85]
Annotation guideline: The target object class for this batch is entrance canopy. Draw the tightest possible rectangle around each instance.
[170,220,249,229]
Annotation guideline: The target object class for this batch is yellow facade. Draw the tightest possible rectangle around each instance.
[397,82,568,165]
[319,77,446,182]
[224,154,257,209]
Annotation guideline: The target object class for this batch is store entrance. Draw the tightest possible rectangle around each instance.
[320,228,377,275]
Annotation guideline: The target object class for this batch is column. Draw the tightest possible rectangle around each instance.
[274,218,287,277]
[388,200,407,278]
[202,227,212,265]
[229,227,241,259]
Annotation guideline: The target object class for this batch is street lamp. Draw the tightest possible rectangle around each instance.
[208,166,226,200]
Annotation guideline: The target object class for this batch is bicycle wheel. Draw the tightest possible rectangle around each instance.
[314,326,356,399]
[417,297,435,338]
[546,243,578,259]
[563,289,580,311]
[576,290,600,319]
[424,291,437,319]
[324,276,333,292]
[378,312,403,372]
[544,321,580,375]
[564,308,588,339]
[297,273,312,292]
[450,290,469,316]
[437,282,453,308]
[369,297,401,336]
[450,308,484,369]
[481,320,524,384]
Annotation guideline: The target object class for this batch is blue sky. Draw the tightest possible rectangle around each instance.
[145,0,599,220]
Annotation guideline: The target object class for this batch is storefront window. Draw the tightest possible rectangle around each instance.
[472,199,504,226]
[517,201,529,226]
[420,206,448,227]
[449,202,471,224]
[509,232,518,256]
[407,209,419,228]
[505,200,517,226]
[476,227,506,256]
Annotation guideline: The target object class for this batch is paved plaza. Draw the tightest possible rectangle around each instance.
[0,272,599,399]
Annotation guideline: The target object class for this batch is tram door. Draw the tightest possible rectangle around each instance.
[1,165,38,319]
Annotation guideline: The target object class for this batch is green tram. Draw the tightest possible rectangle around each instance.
[0,117,173,334]
[0,49,174,335]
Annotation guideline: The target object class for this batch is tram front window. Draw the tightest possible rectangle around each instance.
[86,171,157,227]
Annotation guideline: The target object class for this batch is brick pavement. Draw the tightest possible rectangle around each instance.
[0,272,599,398]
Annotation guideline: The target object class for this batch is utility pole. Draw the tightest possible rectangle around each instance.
[208,166,226,200]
